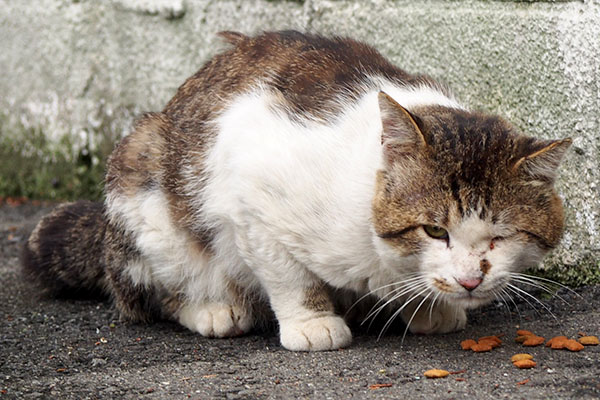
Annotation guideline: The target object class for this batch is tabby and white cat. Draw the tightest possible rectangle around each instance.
[23,31,570,351]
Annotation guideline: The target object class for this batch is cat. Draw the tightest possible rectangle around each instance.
[22,31,571,351]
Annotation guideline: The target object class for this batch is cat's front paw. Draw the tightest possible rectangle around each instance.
[178,302,253,337]
[401,301,467,335]
[279,315,352,351]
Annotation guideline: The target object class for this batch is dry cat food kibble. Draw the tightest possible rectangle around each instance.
[522,335,545,347]
[424,369,450,379]
[478,336,502,348]
[564,339,584,352]
[520,330,599,352]
[471,343,493,352]
[516,330,534,336]
[510,351,537,369]
[546,336,568,349]
[514,329,545,347]
[510,353,533,362]
[460,335,502,352]
[545,335,589,351]
[513,359,537,369]
[460,339,477,350]
[461,329,598,375]
[578,336,599,346]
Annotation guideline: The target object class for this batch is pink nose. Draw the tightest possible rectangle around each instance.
[456,277,483,292]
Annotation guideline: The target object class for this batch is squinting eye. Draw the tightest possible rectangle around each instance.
[423,225,449,240]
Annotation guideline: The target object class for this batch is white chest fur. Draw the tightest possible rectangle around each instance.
[200,82,461,289]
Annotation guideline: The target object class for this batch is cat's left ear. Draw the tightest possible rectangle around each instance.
[378,92,427,164]
[513,138,572,182]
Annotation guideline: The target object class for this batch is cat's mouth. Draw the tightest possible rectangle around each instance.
[454,292,494,309]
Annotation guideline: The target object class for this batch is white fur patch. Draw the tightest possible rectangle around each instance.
[106,189,230,304]
[178,302,253,337]
[279,315,352,351]
[125,259,152,287]
[378,80,464,111]
[201,83,462,291]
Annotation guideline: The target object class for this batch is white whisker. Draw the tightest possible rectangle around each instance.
[377,286,430,340]
[365,284,429,332]
[428,291,442,327]
[362,280,428,327]
[491,288,512,323]
[345,274,423,317]
[400,292,432,344]
[500,287,523,321]
[505,285,542,317]
[506,283,559,322]
[509,274,571,305]
[510,272,581,298]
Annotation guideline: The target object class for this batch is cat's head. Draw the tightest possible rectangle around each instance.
[372,92,571,309]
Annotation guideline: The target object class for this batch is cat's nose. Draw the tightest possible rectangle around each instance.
[456,277,483,292]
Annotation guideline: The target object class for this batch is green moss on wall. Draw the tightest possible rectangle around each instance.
[0,118,114,201]
[531,257,600,287]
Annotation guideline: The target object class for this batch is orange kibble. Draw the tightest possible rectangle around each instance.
[523,335,545,347]
[479,336,502,345]
[460,339,477,350]
[478,339,501,349]
[424,369,450,379]
[471,343,493,352]
[515,335,531,343]
[513,359,536,369]
[551,340,569,349]
[546,336,568,347]
[510,353,533,363]
[564,339,584,352]
[549,336,569,349]
[516,330,534,336]
[578,336,599,346]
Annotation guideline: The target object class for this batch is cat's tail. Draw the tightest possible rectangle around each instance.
[21,200,109,299]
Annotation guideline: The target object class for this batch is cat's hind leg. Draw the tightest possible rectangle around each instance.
[176,278,255,338]
[102,113,256,334]
[103,221,179,323]
[108,189,257,337]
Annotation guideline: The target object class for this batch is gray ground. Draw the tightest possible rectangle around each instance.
[1,203,599,400]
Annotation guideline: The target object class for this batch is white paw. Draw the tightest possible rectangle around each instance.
[402,301,467,335]
[178,302,253,338]
[279,315,352,351]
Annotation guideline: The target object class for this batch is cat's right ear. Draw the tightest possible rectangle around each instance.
[378,92,427,165]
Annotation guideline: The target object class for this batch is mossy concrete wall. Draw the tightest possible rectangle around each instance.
[1,0,598,282]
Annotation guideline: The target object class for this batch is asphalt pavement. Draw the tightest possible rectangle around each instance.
[1,203,599,399]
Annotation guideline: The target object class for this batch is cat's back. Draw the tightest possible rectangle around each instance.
[164,30,442,126]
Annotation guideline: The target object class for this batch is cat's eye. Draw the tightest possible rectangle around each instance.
[423,225,448,240]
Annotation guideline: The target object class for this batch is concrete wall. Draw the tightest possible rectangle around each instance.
[1,0,598,279]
